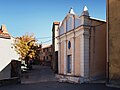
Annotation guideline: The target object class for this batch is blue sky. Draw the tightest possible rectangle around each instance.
[0,0,106,44]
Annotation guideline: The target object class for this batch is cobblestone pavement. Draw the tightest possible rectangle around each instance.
[0,65,119,90]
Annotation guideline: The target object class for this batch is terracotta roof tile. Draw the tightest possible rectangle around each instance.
[53,22,60,25]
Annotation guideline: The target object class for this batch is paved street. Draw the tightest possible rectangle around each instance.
[0,65,119,90]
[21,65,56,84]
[0,82,119,90]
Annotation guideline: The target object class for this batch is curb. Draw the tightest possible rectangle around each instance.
[0,77,21,86]
[106,83,120,88]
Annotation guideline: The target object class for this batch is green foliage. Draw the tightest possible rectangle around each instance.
[14,33,37,60]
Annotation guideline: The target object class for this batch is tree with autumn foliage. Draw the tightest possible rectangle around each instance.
[14,33,37,63]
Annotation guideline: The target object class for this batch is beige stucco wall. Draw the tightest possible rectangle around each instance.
[89,19,106,79]
[74,35,81,76]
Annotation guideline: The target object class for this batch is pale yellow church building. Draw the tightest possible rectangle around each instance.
[56,6,106,83]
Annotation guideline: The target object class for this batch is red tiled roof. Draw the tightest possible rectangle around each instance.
[0,30,10,39]
[0,30,3,33]
[53,22,60,25]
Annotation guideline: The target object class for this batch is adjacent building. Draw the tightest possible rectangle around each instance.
[107,0,120,85]
[39,44,52,66]
[0,24,20,80]
[56,6,106,83]
[52,22,60,73]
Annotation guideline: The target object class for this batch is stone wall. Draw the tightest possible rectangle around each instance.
[107,0,120,84]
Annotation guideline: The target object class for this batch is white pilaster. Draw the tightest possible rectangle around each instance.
[84,34,90,78]
[80,34,84,77]
[64,40,67,74]
[58,41,61,74]
[71,37,75,75]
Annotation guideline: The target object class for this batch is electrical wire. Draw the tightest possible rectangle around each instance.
[36,36,52,39]
[41,39,52,44]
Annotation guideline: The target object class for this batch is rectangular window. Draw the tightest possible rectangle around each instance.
[47,56,48,60]
[67,55,72,73]
[44,56,45,60]
[49,48,52,52]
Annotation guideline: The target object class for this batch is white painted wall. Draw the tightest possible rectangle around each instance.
[55,25,59,51]
[0,37,19,79]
